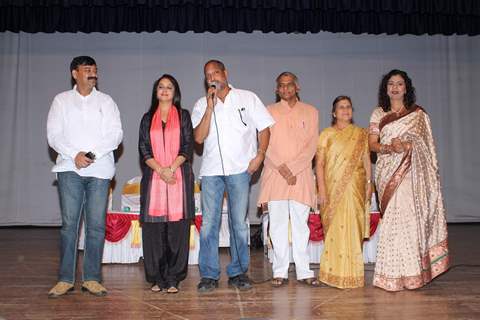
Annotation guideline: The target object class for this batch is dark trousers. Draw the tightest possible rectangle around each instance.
[142,220,190,288]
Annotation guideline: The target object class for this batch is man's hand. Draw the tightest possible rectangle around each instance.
[74,152,94,169]
[206,86,217,111]
[286,175,296,186]
[278,164,293,180]
[247,154,264,174]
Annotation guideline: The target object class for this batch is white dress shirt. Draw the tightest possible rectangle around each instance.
[47,86,123,179]
[191,85,274,177]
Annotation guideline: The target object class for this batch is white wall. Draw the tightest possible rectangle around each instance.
[1,31,479,225]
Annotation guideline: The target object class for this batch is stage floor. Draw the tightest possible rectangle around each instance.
[0,224,479,320]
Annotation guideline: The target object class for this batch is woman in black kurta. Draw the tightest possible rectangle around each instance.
[138,74,194,293]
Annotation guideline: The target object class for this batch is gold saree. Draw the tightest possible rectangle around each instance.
[370,106,449,291]
[317,125,369,288]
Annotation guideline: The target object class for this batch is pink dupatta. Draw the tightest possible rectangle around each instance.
[148,106,184,221]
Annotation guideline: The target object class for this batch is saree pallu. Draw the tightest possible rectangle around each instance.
[318,125,368,288]
[372,107,449,291]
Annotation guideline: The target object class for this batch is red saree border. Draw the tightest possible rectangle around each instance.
[378,105,421,132]
[373,239,450,292]
[380,148,412,216]
[378,106,425,216]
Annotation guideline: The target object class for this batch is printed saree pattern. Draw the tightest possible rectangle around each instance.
[370,106,449,291]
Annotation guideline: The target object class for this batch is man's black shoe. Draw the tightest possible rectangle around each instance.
[228,274,252,291]
[197,278,218,293]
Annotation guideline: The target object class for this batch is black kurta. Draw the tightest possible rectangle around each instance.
[138,108,195,223]
[138,107,195,287]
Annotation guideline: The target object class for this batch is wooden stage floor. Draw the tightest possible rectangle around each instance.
[0,224,479,320]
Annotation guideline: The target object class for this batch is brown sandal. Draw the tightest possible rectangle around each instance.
[298,278,321,287]
[271,278,288,287]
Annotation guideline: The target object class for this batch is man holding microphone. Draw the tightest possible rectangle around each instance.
[191,60,274,292]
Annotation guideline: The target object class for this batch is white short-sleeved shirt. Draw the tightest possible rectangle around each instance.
[191,85,274,177]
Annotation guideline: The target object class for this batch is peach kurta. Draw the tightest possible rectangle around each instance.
[258,100,319,208]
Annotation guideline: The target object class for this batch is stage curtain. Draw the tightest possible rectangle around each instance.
[1,0,480,35]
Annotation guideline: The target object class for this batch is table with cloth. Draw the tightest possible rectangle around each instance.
[78,211,143,263]
[79,176,378,264]
[79,177,248,264]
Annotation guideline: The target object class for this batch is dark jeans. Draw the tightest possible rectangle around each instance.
[57,171,110,283]
[198,171,251,280]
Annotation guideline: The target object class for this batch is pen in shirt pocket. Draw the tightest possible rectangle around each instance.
[238,107,247,126]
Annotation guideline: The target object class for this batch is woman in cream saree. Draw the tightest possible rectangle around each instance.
[316,96,372,288]
[369,69,449,291]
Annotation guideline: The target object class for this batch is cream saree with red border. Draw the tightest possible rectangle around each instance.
[370,106,449,291]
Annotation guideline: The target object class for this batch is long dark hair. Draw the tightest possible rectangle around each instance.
[378,69,416,112]
[331,95,354,126]
[148,74,182,116]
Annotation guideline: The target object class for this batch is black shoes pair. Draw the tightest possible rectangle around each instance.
[197,274,252,292]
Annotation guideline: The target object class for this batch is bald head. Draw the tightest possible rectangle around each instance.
[204,60,226,73]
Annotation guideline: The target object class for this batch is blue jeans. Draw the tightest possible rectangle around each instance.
[199,171,251,280]
[57,171,110,283]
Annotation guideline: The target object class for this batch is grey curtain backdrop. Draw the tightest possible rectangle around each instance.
[0,31,479,225]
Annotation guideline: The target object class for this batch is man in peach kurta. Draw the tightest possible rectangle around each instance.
[258,72,319,286]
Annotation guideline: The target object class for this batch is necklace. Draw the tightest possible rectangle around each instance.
[392,105,405,115]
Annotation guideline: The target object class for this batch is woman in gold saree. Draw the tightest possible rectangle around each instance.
[369,69,449,291]
[316,96,372,288]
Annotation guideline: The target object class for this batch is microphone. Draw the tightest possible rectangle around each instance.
[208,81,218,103]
